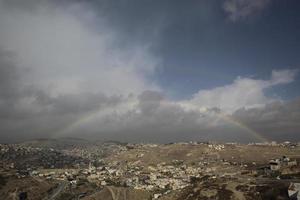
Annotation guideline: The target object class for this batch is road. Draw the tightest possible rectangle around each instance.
[43,181,67,200]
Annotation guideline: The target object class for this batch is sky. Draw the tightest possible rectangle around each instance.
[0,0,299,143]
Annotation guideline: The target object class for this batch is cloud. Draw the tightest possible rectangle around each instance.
[186,69,298,113]
[232,99,300,141]
[66,91,227,142]
[0,0,299,143]
[0,0,159,97]
[269,69,298,85]
[0,47,126,140]
[68,89,300,143]
[0,43,298,142]
[0,54,299,142]
[223,0,271,22]
[0,0,160,142]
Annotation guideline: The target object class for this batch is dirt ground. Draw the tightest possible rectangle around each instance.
[0,171,56,200]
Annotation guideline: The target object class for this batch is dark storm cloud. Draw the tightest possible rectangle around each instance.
[138,90,164,114]
[71,90,259,143]
[76,91,208,142]
[0,50,20,100]
[232,99,300,141]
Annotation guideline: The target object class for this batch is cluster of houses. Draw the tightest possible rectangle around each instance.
[1,142,299,199]
[269,156,297,171]
[0,144,90,170]
[288,182,300,200]
[28,159,203,196]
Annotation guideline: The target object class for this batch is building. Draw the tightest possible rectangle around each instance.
[269,160,281,171]
[288,183,300,200]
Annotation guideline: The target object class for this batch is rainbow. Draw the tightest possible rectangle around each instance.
[51,102,269,143]
[217,112,269,142]
[52,100,138,138]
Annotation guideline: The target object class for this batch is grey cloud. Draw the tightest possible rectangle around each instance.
[35,92,122,115]
[0,46,298,143]
[0,48,125,142]
[71,91,258,143]
[232,99,300,141]
[223,0,271,22]
[0,0,160,97]
[138,90,164,115]
[1,55,298,143]
[105,91,300,143]
[0,0,160,142]
[0,51,19,100]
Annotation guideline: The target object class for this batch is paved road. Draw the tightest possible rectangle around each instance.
[107,187,117,200]
[43,181,67,200]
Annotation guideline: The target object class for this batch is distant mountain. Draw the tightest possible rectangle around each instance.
[19,137,94,149]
